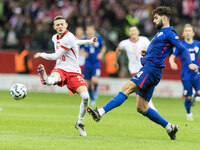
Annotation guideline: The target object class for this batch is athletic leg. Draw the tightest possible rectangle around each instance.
[37,64,62,86]
[137,95,178,140]
[182,80,193,120]
[75,85,90,136]
[86,80,140,121]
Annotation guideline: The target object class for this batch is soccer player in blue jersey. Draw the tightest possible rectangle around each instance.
[81,25,106,105]
[169,24,200,121]
[86,6,199,140]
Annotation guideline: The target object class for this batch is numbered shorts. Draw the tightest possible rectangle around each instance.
[182,78,200,97]
[130,65,163,101]
[83,67,101,80]
[51,68,87,93]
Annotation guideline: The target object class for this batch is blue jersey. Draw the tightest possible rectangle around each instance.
[173,40,200,80]
[141,26,192,68]
[80,36,105,68]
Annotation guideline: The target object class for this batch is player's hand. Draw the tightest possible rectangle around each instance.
[91,37,97,44]
[170,62,178,70]
[141,50,146,57]
[114,61,119,69]
[34,53,41,59]
[189,64,199,74]
[83,51,89,58]
[97,53,103,60]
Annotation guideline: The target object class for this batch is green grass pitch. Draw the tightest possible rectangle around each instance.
[0,90,200,150]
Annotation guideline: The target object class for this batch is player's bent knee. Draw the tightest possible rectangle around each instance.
[50,72,61,82]
[186,96,192,100]
[91,77,98,84]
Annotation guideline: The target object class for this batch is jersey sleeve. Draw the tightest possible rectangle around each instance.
[76,39,93,45]
[173,47,180,57]
[40,48,66,60]
[168,30,192,65]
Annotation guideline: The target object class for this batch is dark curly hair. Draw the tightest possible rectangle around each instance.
[152,6,172,20]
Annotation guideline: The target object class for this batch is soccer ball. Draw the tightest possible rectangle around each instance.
[10,83,27,100]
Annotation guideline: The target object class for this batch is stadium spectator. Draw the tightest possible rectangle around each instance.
[169,23,200,121]
[0,0,199,52]
[105,49,118,77]
[15,44,33,74]
[86,6,199,140]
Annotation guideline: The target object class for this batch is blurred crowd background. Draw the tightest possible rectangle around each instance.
[0,0,200,77]
[1,0,200,50]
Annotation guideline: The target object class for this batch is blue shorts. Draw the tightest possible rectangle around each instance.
[83,67,101,80]
[182,78,200,97]
[130,65,163,101]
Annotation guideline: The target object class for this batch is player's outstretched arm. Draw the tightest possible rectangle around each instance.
[114,46,122,69]
[169,54,178,70]
[97,45,106,61]
[34,48,66,60]
[77,37,97,45]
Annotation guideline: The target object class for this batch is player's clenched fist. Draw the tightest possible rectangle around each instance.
[189,64,199,73]
[141,50,147,57]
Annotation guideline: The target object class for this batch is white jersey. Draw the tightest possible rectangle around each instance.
[52,30,81,73]
[119,36,150,74]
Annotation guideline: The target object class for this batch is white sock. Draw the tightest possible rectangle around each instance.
[98,108,105,116]
[46,76,59,85]
[148,99,157,111]
[77,92,89,124]
[165,123,172,133]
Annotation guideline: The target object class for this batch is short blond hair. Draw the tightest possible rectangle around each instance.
[183,23,194,32]
[53,15,65,22]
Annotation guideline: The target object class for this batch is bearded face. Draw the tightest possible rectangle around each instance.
[155,19,164,30]
[153,14,164,30]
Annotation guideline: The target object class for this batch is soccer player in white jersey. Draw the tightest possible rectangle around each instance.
[114,26,157,110]
[34,15,97,136]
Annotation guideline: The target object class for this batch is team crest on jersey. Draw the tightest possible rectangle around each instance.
[194,46,199,53]
[94,41,99,47]
[56,41,61,49]
[136,71,143,78]
[175,36,179,39]
[157,32,163,37]
[183,90,188,95]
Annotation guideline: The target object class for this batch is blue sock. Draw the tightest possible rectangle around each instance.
[184,99,192,114]
[144,107,168,128]
[88,88,94,101]
[93,83,98,100]
[103,92,128,113]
